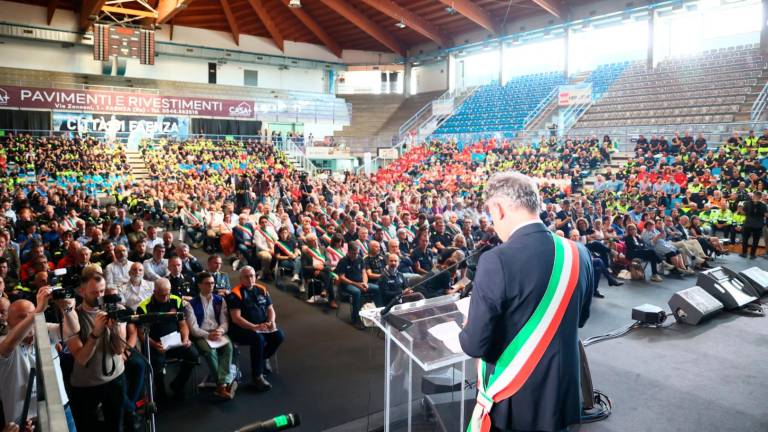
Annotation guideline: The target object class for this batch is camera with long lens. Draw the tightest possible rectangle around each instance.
[98,294,132,321]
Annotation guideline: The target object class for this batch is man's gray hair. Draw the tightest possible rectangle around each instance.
[485,171,541,214]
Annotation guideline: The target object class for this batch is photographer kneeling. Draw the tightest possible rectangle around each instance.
[63,267,128,431]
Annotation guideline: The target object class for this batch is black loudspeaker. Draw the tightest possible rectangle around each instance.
[738,267,768,296]
[696,267,758,310]
[668,286,724,325]
[208,62,217,84]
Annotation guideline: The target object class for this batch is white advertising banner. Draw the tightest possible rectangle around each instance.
[558,84,593,106]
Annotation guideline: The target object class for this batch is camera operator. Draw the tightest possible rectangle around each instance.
[0,287,51,428]
[62,266,127,431]
[137,278,199,401]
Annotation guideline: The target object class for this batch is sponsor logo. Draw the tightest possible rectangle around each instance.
[229,101,253,117]
[0,88,8,106]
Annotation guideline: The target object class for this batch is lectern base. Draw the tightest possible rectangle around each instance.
[424,392,474,432]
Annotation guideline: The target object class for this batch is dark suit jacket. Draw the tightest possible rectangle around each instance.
[459,222,593,432]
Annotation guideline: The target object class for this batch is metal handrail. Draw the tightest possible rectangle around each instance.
[281,138,318,176]
[524,87,558,128]
[750,80,768,125]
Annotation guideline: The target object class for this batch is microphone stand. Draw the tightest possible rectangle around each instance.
[138,325,158,432]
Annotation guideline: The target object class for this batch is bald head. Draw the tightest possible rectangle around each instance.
[7,299,35,328]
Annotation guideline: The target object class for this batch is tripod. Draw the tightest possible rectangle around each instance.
[133,324,157,432]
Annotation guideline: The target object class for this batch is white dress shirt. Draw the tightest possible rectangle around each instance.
[105,259,133,289]
[120,279,154,311]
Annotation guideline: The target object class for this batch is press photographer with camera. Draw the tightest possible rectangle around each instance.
[0,287,51,429]
[62,266,128,431]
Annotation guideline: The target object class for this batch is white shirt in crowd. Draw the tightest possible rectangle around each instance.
[120,279,155,311]
[105,259,134,290]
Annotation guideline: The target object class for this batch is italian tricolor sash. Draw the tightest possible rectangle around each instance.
[468,235,580,432]
[326,246,344,262]
[275,241,294,256]
[305,247,326,262]
[235,224,254,240]
[357,240,369,255]
[257,227,276,242]
[405,226,416,240]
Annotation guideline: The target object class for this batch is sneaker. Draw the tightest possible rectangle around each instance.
[214,385,232,400]
[650,274,664,282]
[682,268,695,275]
[299,283,306,294]
[662,262,675,271]
[227,381,238,400]
[197,375,217,389]
[306,296,316,304]
[291,274,301,282]
[251,375,272,392]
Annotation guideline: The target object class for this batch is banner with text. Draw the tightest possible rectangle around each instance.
[558,84,592,106]
[0,85,255,118]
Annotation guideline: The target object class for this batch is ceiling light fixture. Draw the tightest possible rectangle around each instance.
[445,6,455,14]
[288,0,301,8]
[395,20,406,28]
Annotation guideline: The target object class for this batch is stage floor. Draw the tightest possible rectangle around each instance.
[160,253,768,432]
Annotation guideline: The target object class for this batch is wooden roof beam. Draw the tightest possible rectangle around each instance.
[246,0,284,51]
[437,0,498,35]
[281,0,342,57]
[360,0,451,48]
[47,0,59,25]
[317,0,406,57]
[219,0,240,45]
[530,0,564,19]
[156,0,196,24]
[79,0,107,30]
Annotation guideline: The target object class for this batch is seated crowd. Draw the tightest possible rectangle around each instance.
[0,129,766,431]
[1,134,130,194]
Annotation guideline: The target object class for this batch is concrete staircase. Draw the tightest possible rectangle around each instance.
[126,151,149,182]
[584,151,633,188]
[376,91,444,139]
[334,94,405,139]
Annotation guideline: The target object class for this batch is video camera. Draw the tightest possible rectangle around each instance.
[97,294,132,321]
[50,268,78,300]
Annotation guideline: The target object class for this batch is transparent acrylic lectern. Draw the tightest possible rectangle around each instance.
[360,294,476,432]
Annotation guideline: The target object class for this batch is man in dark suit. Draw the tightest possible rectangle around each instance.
[459,172,594,432]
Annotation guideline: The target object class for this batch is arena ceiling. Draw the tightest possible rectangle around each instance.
[18,0,602,57]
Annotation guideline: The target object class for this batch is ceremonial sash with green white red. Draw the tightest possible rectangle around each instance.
[468,235,580,432]
[305,247,326,262]
[405,226,416,240]
[356,240,369,255]
[235,224,254,240]
[326,246,345,262]
[257,227,276,243]
[275,241,294,256]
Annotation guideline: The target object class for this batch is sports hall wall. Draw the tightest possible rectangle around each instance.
[0,0,397,94]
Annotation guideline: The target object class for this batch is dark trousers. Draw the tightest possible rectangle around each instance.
[149,345,199,400]
[628,249,660,274]
[587,242,611,268]
[123,352,146,413]
[301,268,334,301]
[231,328,285,378]
[70,373,126,432]
[742,226,763,256]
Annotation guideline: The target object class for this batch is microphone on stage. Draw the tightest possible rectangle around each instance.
[235,413,301,432]
[117,312,185,324]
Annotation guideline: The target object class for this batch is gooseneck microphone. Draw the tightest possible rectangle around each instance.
[235,413,301,432]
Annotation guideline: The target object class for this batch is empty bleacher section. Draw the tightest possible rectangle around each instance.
[587,61,631,100]
[573,45,768,131]
[333,94,405,141]
[375,91,444,139]
[0,67,350,127]
[434,72,566,136]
